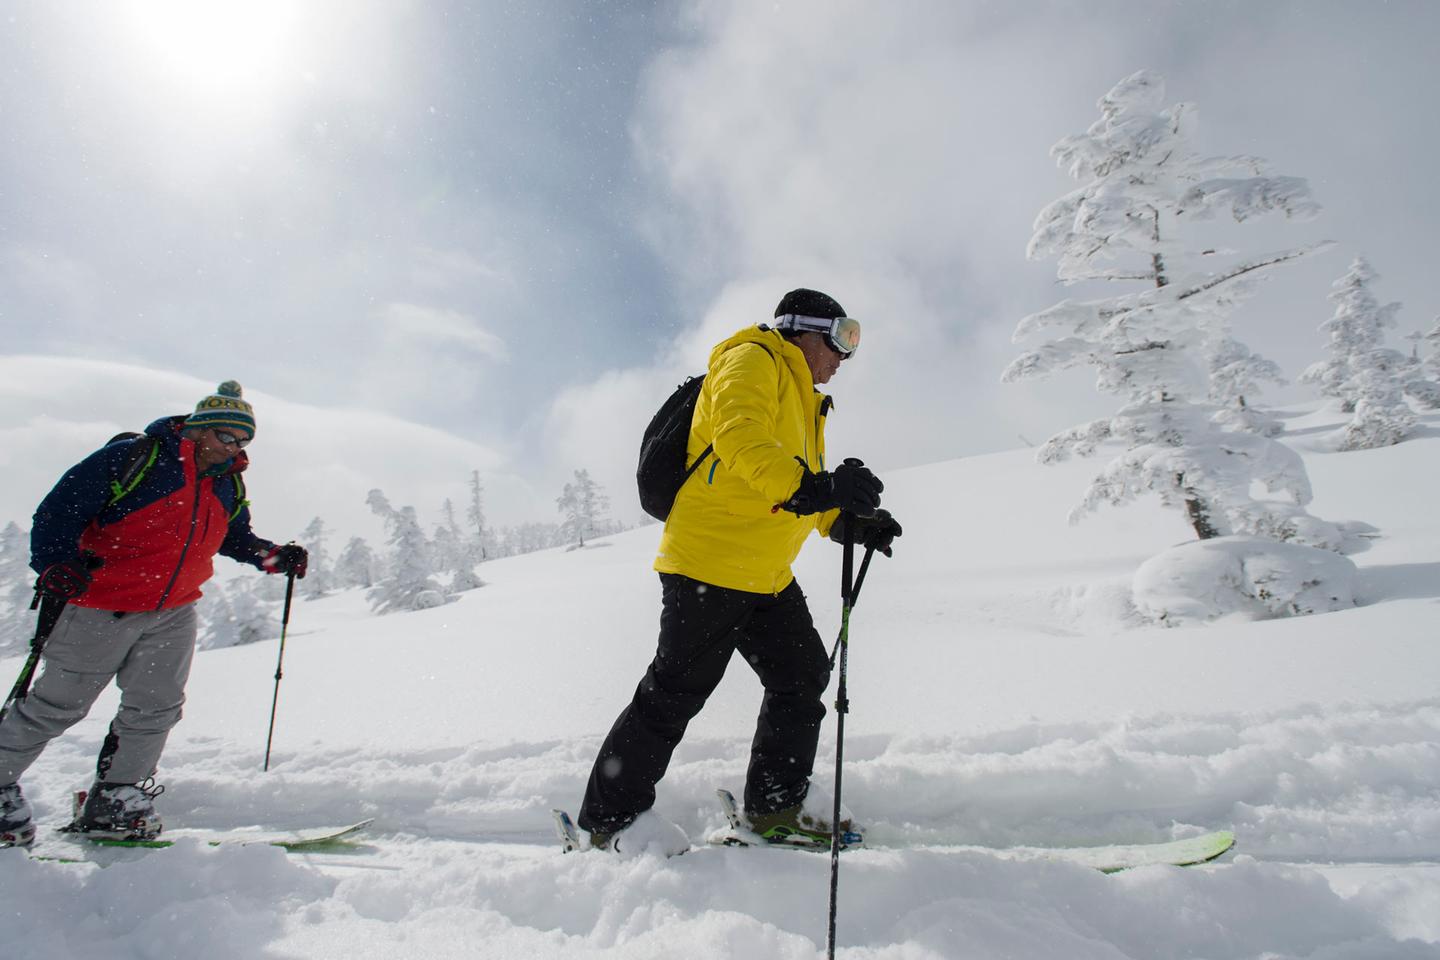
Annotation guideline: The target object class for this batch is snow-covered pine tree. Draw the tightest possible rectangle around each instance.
[556,469,610,548]
[195,580,242,649]
[1340,346,1419,449]
[366,489,450,613]
[1208,337,1286,436]
[466,470,490,561]
[299,516,333,599]
[334,536,381,589]
[0,521,35,657]
[1300,258,1397,410]
[1424,317,1440,378]
[1402,325,1440,410]
[435,498,483,592]
[1300,258,1419,448]
[1006,69,1346,549]
[229,579,280,645]
[432,500,461,575]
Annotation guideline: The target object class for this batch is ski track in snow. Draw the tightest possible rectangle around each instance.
[8,696,1440,958]
[15,697,1440,860]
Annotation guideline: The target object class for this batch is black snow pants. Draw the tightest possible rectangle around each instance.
[578,573,831,835]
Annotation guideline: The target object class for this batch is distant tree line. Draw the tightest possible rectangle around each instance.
[0,469,625,655]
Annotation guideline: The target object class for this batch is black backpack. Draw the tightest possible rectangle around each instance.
[636,375,712,521]
[636,342,777,522]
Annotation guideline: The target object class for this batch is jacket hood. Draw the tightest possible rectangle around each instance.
[709,324,816,391]
[145,415,188,442]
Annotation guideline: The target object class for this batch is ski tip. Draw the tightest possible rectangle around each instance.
[714,788,742,829]
[551,808,584,853]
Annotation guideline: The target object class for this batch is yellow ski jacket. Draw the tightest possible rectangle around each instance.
[654,324,839,594]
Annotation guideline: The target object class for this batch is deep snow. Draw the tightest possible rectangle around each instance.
[3,405,1438,959]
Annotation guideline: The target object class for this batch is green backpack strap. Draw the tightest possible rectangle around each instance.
[228,475,250,522]
[107,437,161,508]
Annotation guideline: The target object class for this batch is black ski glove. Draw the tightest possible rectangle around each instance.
[262,543,309,578]
[829,509,903,557]
[37,554,103,600]
[781,458,883,517]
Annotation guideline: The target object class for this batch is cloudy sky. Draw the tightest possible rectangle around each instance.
[2,1,1436,541]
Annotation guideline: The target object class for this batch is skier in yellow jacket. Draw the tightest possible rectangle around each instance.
[578,288,902,852]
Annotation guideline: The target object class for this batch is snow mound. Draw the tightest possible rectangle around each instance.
[1133,535,1358,625]
[609,808,691,858]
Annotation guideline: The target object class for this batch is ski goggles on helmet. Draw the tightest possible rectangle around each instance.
[774,313,862,358]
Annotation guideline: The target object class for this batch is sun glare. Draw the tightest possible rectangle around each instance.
[126,0,296,87]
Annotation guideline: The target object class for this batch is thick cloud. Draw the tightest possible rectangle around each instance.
[533,0,1440,521]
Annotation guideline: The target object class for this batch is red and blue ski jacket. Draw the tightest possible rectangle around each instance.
[30,416,276,612]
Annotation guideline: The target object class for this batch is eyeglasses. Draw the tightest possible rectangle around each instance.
[775,313,862,358]
[213,429,251,449]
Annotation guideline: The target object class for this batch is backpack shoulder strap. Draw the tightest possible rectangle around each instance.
[107,436,162,508]
[687,340,781,477]
[227,474,249,522]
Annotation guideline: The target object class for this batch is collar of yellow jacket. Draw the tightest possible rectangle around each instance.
[708,324,823,397]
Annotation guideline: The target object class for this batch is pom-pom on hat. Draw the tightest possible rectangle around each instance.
[185,380,256,437]
[774,288,846,321]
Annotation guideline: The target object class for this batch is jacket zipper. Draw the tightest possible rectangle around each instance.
[156,475,206,611]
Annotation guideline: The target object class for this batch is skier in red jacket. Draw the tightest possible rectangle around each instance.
[0,381,306,846]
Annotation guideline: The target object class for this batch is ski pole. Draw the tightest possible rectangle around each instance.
[828,544,873,668]
[262,570,298,772]
[827,527,876,960]
[0,590,67,727]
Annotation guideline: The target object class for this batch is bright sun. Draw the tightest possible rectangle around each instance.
[126,0,297,88]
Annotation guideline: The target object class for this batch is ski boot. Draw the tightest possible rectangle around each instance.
[0,782,35,848]
[558,809,689,858]
[65,779,165,840]
[745,802,862,849]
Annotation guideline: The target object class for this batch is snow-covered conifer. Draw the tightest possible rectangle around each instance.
[1424,317,1440,377]
[1300,258,1399,413]
[196,580,241,649]
[1299,259,1418,448]
[1208,338,1286,436]
[1007,70,1347,549]
[334,536,381,589]
[366,489,450,613]
[299,516,333,599]
[435,499,483,592]
[556,469,610,548]
[1401,322,1440,409]
[1339,348,1418,449]
[229,579,280,645]
[466,470,490,561]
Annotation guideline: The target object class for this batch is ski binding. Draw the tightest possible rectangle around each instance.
[708,788,863,850]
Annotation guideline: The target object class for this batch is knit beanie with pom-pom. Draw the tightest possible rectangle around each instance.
[184,380,256,437]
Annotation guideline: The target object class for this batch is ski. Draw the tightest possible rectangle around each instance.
[556,793,1231,871]
[552,808,584,853]
[708,788,864,851]
[984,830,1236,872]
[61,818,374,851]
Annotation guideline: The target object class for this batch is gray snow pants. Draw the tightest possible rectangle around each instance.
[0,603,197,786]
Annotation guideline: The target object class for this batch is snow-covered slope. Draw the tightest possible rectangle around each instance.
[4,407,1439,959]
